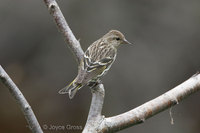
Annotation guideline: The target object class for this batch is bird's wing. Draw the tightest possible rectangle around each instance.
[86,57,113,72]
[83,54,116,84]
[81,56,114,84]
[84,46,115,73]
[76,41,116,84]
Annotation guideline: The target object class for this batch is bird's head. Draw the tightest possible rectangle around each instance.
[103,30,132,48]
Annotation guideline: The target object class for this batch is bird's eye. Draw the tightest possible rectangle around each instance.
[115,37,120,41]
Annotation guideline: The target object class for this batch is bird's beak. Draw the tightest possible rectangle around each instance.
[123,39,133,45]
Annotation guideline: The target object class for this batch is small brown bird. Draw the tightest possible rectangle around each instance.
[59,30,131,99]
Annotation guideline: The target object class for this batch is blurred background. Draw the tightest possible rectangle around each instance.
[0,0,200,133]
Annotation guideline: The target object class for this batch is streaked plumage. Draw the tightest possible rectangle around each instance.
[59,30,131,99]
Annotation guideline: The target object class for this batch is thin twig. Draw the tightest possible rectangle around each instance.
[169,107,174,125]
[0,65,43,133]
[43,0,84,64]
[98,74,200,132]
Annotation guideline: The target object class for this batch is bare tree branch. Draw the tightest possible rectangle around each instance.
[43,0,84,63]
[41,1,200,133]
[0,65,43,133]
[82,84,105,133]
[98,73,200,133]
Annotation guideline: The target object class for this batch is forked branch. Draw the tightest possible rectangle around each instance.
[42,1,200,133]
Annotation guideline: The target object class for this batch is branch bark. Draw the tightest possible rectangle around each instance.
[82,84,105,133]
[43,0,84,64]
[98,73,200,132]
[0,65,43,133]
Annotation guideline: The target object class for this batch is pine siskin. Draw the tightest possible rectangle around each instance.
[59,30,131,99]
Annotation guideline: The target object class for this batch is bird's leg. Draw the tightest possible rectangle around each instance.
[88,79,102,88]
[88,79,104,95]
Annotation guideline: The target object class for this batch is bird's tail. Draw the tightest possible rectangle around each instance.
[58,79,83,99]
